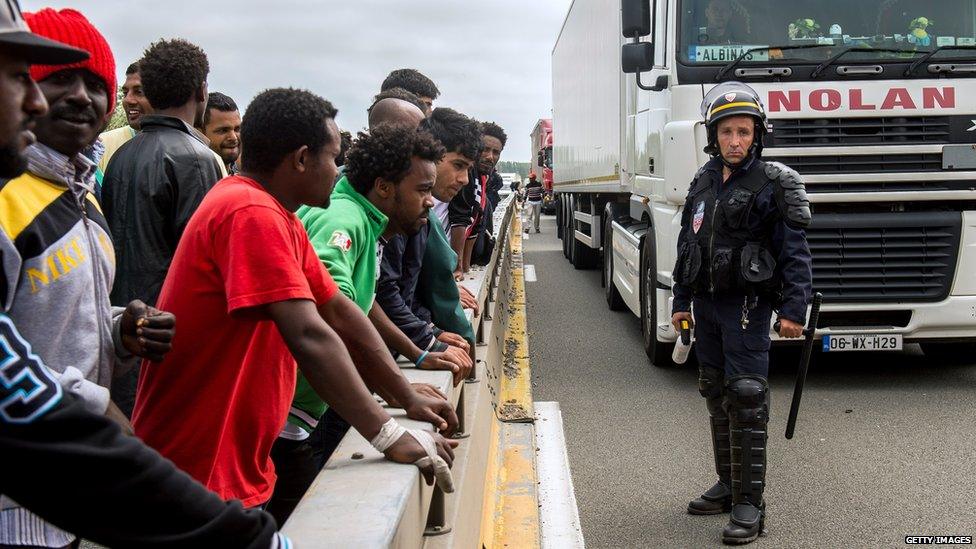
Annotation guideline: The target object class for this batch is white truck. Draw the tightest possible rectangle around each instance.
[552,0,976,365]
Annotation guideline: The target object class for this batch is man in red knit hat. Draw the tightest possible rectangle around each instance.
[0,8,176,548]
[0,2,297,548]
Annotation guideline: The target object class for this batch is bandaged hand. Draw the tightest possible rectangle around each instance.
[371,418,458,492]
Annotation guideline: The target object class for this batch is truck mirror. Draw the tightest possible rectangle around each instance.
[621,0,651,38]
[622,42,654,73]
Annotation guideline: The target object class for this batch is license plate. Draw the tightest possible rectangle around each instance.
[822,334,902,352]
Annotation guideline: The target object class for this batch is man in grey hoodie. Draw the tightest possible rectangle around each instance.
[0,8,175,548]
[0,4,295,548]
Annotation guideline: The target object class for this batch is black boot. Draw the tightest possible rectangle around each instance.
[722,375,769,545]
[689,367,732,515]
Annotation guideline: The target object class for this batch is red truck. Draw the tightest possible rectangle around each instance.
[530,118,555,213]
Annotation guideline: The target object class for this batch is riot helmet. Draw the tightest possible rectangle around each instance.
[701,82,768,165]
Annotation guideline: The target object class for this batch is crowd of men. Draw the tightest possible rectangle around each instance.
[0,2,510,547]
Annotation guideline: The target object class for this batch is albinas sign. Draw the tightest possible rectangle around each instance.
[767,86,955,112]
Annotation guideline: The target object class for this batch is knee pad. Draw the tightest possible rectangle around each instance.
[698,367,725,416]
[725,374,769,424]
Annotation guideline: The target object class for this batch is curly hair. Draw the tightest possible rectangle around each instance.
[240,88,338,174]
[336,130,352,167]
[369,87,427,115]
[481,121,507,148]
[345,124,446,196]
[203,91,238,126]
[420,107,482,162]
[380,68,440,100]
[139,38,209,110]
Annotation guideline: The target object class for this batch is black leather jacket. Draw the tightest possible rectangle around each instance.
[101,115,223,306]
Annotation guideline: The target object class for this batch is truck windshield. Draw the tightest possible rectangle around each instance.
[680,0,976,65]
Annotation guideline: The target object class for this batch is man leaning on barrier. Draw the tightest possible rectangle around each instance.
[132,88,458,516]
[0,2,289,546]
[269,111,470,524]
[449,121,506,275]
[377,107,483,369]
[671,82,812,545]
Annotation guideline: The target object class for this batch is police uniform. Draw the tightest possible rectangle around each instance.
[671,83,813,544]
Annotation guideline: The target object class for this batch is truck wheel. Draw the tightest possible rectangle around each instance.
[603,214,625,310]
[562,195,572,259]
[920,342,976,364]
[640,233,673,366]
[556,195,564,240]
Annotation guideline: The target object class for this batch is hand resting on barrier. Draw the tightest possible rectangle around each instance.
[437,330,470,353]
[411,382,448,400]
[373,418,458,492]
[458,284,479,316]
[420,346,473,385]
[385,384,457,435]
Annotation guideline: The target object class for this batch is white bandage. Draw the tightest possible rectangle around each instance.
[369,418,455,493]
[406,429,455,493]
[370,418,406,453]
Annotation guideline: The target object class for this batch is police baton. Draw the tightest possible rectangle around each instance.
[773,292,823,440]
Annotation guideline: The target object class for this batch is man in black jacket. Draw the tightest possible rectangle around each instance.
[102,38,221,309]
[448,121,506,274]
[0,5,289,546]
[102,38,220,417]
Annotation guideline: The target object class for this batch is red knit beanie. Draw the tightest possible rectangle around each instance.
[23,8,117,111]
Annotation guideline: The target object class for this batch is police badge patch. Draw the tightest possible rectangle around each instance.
[329,230,353,253]
[724,92,737,102]
[692,201,705,234]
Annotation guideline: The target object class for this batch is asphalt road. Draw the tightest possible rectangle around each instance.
[522,214,976,549]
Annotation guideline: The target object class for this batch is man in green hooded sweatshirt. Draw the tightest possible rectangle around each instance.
[266,123,473,524]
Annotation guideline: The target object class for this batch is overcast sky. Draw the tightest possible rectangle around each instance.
[24,0,573,162]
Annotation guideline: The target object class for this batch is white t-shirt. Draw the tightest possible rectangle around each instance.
[432,199,450,232]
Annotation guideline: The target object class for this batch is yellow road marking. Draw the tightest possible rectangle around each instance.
[480,207,541,549]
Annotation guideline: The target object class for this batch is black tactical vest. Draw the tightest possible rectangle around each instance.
[674,163,780,298]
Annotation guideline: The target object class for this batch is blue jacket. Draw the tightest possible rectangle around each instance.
[376,223,448,353]
[672,157,813,324]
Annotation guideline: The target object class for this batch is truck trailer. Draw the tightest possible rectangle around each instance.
[552,0,976,365]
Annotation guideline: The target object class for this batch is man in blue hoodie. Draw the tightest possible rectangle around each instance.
[377,107,483,353]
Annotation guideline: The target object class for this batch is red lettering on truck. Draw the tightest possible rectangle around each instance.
[765,87,955,112]
[768,90,800,112]
[880,88,916,110]
[923,87,954,109]
[849,89,876,110]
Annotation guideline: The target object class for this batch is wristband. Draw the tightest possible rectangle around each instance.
[415,350,430,367]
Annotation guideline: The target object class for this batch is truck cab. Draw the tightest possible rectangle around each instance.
[553,0,976,364]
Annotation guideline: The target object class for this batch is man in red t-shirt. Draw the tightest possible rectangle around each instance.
[132,88,458,508]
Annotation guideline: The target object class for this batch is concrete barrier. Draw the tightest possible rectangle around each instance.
[283,196,517,548]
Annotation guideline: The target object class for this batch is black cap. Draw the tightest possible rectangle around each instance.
[0,0,88,64]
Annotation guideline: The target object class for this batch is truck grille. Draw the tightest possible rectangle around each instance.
[804,180,976,194]
[768,116,951,147]
[772,153,942,174]
[806,211,960,302]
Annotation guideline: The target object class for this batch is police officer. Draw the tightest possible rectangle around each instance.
[670,82,813,545]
